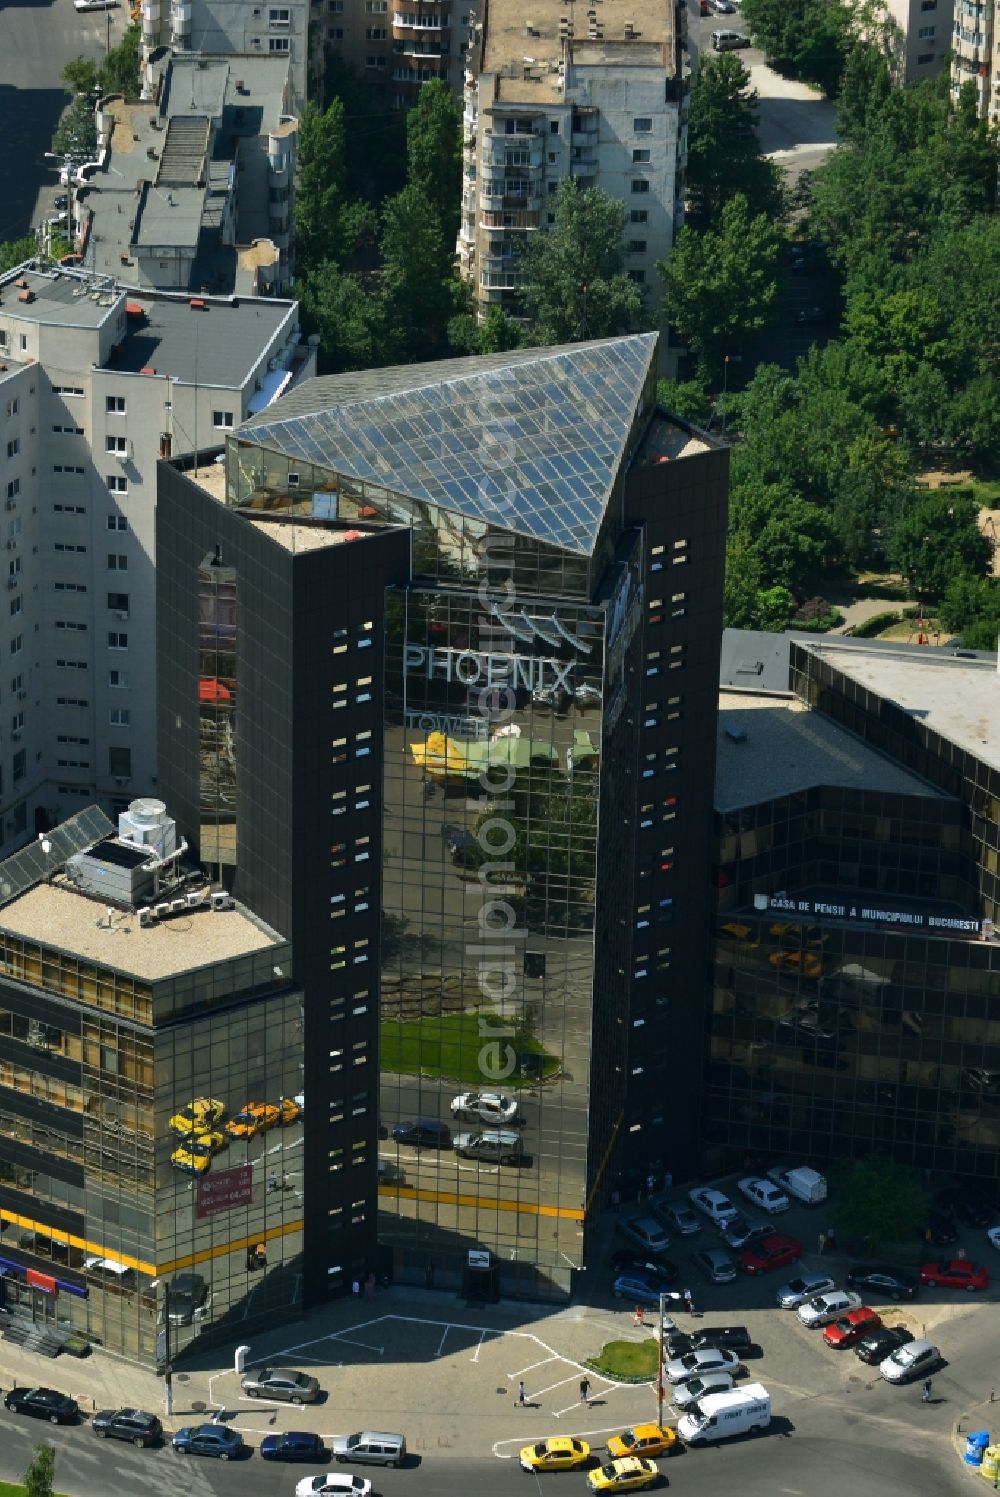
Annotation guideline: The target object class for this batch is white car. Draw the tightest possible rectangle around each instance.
[797,1289,862,1327]
[671,1371,734,1409]
[664,1347,741,1384]
[987,1225,1000,1251]
[296,1478,372,1497]
[879,1338,940,1384]
[738,1176,790,1214]
[688,1187,739,1227]
[450,1092,519,1124]
[775,1272,836,1309]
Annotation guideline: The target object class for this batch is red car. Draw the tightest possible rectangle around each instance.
[823,1306,882,1348]
[920,1259,989,1292]
[740,1233,802,1275]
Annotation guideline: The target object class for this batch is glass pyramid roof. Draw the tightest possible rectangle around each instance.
[240,334,657,556]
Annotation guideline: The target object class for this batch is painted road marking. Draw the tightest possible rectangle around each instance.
[471,1330,487,1362]
[493,1425,625,1457]
[507,1354,558,1379]
[435,1324,452,1357]
[530,1373,588,1400]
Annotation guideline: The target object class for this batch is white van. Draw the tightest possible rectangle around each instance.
[678,1384,771,1444]
[74,0,119,11]
[767,1164,827,1205]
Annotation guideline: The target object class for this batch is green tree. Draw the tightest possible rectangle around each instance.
[740,0,851,95]
[23,1442,56,1497]
[380,184,458,359]
[51,94,98,164]
[655,377,712,427]
[686,54,783,228]
[296,98,349,273]
[405,79,462,246]
[889,490,990,598]
[836,41,892,143]
[299,262,386,373]
[723,531,763,628]
[323,57,405,205]
[0,236,39,274]
[730,478,835,595]
[828,1157,928,1249]
[62,55,100,96]
[754,584,796,631]
[658,193,780,383]
[844,286,953,392]
[519,179,643,344]
[939,576,1000,651]
[448,304,526,356]
[100,24,141,101]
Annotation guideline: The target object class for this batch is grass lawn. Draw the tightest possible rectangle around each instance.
[380,1012,559,1086]
[0,1485,70,1497]
[588,1339,659,1380]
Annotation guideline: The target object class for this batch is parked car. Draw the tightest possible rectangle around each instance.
[4,1388,78,1424]
[330,1431,406,1468]
[226,1101,281,1139]
[453,1130,523,1164]
[854,1326,914,1366]
[171,1424,245,1459]
[845,1265,918,1301]
[614,1273,683,1309]
[798,1289,862,1327]
[450,1092,519,1125]
[711,28,751,48]
[720,1214,771,1251]
[618,1215,672,1257]
[295,1477,372,1497]
[693,1248,738,1284]
[741,1234,802,1275]
[663,1348,741,1384]
[166,1271,209,1324]
[712,0,737,11]
[92,1408,162,1446]
[988,1226,1000,1252]
[53,194,69,211]
[241,1367,321,1403]
[169,1097,226,1137]
[688,1187,739,1227]
[823,1307,881,1348]
[651,1198,701,1236]
[607,1425,677,1460]
[687,1326,752,1355]
[260,1432,328,1462]
[391,1120,451,1149]
[520,1437,592,1472]
[919,1259,989,1292]
[776,1272,836,1310]
[737,1176,790,1214]
[609,1250,680,1285]
[879,1338,940,1384]
[670,1371,734,1409]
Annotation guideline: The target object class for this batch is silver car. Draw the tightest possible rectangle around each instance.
[798,1290,862,1327]
[879,1338,940,1384]
[617,1215,671,1256]
[775,1272,836,1310]
[664,1347,740,1384]
[693,1248,738,1284]
[671,1371,734,1409]
[241,1367,321,1404]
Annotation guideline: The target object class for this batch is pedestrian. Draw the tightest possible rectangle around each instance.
[921,1378,932,1403]
[365,1271,376,1300]
[579,1377,591,1408]
[684,1288,695,1315]
[818,1232,827,1255]
[351,1278,361,1297]
[267,1168,278,1193]
[826,1227,837,1251]
[646,1173,656,1197]
[516,1380,526,1407]
[633,1304,644,1327]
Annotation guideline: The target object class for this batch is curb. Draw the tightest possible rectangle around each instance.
[952,1397,1000,1478]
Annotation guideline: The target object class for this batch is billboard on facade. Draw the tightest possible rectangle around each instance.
[196,1164,253,1218]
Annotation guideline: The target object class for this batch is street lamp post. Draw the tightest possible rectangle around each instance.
[657,1291,668,1427]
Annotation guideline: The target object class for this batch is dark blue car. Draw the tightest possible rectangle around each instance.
[260,1431,326,1462]
[172,1424,245,1460]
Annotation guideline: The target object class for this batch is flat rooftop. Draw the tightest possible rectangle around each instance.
[634,409,714,466]
[483,0,674,103]
[0,267,118,329]
[248,518,377,552]
[799,638,1000,775]
[108,293,295,387]
[715,689,946,812]
[0,878,278,981]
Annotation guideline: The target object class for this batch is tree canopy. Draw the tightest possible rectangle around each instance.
[889,490,991,599]
[62,24,141,104]
[519,179,643,343]
[739,0,852,96]
[685,53,783,229]
[405,80,462,247]
[828,1157,928,1250]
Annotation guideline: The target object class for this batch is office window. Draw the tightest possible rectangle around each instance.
[105,396,126,413]
[628,239,647,253]
[918,23,935,35]
[213,410,235,429]
[12,750,25,782]
[5,479,18,499]
[269,4,291,20]
[108,631,128,649]
[106,435,128,455]
[633,116,652,132]
[269,34,290,49]
[632,148,650,163]
[109,708,130,727]
[628,269,646,283]
[107,553,128,571]
[631,179,650,193]
[107,592,129,612]
[106,475,128,494]
[6,439,18,458]
[108,746,131,777]
[109,670,128,688]
[630,209,648,223]
[9,596,20,616]
[107,514,128,530]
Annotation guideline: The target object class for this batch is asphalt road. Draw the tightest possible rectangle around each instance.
[0,0,128,241]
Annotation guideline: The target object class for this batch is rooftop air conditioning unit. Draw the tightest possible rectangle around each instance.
[116,611,129,620]
[186,888,205,909]
[114,776,129,786]
[11,729,21,740]
[169,898,187,915]
[154,902,170,920]
[210,890,233,912]
[138,907,154,927]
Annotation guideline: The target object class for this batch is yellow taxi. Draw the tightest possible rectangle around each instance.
[169,1097,226,1138]
[277,1097,301,1125]
[226,1102,280,1139]
[518,1437,591,1472]
[768,949,823,978]
[587,1457,658,1492]
[607,1424,677,1460]
[170,1130,224,1176]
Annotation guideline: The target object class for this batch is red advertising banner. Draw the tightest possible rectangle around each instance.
[196,1164,254,1218]
[26,1268,57,1295]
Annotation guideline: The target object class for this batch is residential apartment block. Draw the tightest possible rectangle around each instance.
[0,262,312,860]
[951,0,999,120]
[885,0,949,82]
[458,0,687,319]
[323,0,472,104]
[140,0,312,113]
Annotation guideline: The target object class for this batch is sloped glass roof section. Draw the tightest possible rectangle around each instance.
[237,334,657,556]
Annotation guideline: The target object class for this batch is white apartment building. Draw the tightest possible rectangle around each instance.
[322,0,472,106]
[140,0,313,111]
[885,0,949,82]
[458,0,687,319]
[951,0,999,120]
[0,264,314,857]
